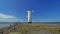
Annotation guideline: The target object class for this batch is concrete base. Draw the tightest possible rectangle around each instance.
[28,22,32,24]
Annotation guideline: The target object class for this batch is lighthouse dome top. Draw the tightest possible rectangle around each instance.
[28,9,32,11]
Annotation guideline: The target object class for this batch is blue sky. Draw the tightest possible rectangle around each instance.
[0,0,60,22]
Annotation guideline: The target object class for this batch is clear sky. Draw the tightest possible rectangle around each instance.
[0,0,60,22]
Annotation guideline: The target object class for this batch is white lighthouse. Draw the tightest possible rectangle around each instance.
[27,9,32,23]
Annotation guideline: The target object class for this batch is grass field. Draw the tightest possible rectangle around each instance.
[0,24,60,34]
[16,24,60,34]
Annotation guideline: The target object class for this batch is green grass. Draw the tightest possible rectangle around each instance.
[0,24,60,34]
[16,24,60,34]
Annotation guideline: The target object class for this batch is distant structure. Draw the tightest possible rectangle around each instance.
[27,9,32,24]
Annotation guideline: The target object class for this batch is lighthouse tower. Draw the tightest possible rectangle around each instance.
[27,9,32,24]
